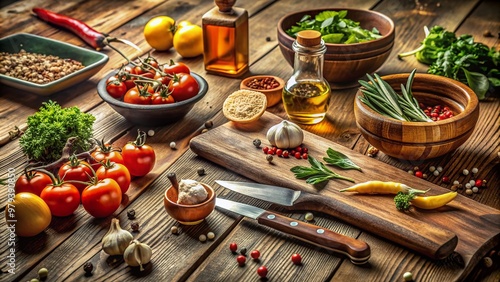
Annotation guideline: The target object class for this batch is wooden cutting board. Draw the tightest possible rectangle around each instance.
[190,112,500,278]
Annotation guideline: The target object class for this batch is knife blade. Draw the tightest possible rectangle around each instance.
[215,180,459,260]
[216,198,370,264]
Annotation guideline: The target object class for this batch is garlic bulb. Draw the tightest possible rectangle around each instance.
[266,120,304,149]
[102,218,134,255]
[123,239,153,271]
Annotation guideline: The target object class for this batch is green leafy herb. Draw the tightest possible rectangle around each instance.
[286,10,382,44]
[19,101,95,163]
[323,148,362,171]
[394,191,417,211]
[291,155,354,184]
[398,26,500,100]
[358,69,432,122]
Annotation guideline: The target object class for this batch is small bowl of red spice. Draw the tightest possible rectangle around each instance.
[240,75,285,107]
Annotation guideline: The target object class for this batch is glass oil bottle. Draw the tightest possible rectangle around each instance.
[202,0,249,77]
[283,30,331,124]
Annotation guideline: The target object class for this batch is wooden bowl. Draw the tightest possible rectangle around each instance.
[354,73,480,160]
[278,8,395,84]
[163,183,216,225]
[240,75,285,107]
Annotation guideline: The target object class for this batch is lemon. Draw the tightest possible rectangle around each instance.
[144,16,175,51]
[173,24,203,58]
[177,20,192,30]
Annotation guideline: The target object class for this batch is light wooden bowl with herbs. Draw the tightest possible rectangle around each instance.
[354,73,479,160]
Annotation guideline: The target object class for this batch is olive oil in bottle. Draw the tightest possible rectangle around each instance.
[202,0,249,77]
[283,30,331,124]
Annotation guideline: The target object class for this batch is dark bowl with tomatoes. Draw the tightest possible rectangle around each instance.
[97,71,208,126]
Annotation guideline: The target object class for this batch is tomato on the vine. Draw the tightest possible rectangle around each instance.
[82,178,122,218]
[163,59,190,75]
[123,85,154,105]
[15,170,52,196]
[154,72,171,86]
[40,183,81,217]
[151,86,175,104]
[168,73,199,102]
[90,139,124,170]
[58,156,93,193]
[106,79,128,99]
[122,130,156,177]
[96,161,131,194]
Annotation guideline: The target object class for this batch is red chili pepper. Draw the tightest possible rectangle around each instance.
[32,7,107,50]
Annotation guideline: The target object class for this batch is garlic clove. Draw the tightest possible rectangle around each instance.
[123,239,153,271]
[102,218,134,256]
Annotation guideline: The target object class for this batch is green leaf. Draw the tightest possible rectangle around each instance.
[323,148,362,171]
[322,33,344,44]
[463,68,489,100]
[320,17,334,29]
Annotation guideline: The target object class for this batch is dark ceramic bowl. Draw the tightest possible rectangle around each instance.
[278,8,395,84]
[97,71,208,126]
[0,33,108,96]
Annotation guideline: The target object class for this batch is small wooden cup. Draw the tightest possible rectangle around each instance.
[240,75,285,107]
[163,183,216,225]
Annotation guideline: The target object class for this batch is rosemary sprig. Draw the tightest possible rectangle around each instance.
[357,69,433,122]
[291,155,355,185]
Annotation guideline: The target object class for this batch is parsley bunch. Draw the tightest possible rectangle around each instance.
[286,10,382,44]
[399,26,500,100]
[19,101,95,163]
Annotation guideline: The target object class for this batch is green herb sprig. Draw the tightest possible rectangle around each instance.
[398,25,500,100]
[323,148,362,171]
[19,101,95,163]
[358,69,432,122]
[286,10,382,44]
[291,155,354,185]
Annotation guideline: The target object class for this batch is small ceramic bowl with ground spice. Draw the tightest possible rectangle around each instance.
[240,75,285,107]
[354,73,479,160]
[163,179,216,225]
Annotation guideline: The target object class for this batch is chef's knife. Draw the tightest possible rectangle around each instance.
[215,198,371,264]
[215,180,458,260]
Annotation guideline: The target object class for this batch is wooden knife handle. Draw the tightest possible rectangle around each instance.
[257,211,370,264]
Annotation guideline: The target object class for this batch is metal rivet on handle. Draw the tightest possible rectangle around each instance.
[290,222,298,227]
[317,229,325,234]
[267,214,276,220]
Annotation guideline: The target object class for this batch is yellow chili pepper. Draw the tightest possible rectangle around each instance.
[411,192,458,210]
[340,180,427,195]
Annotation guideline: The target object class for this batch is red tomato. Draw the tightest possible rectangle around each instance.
[81,178,122,218]
[151,86,175,104]
[106,79,128,99]
[90,142,124,170]
[144,56,160,70]
[15,171,53,196]
[40,183,81,217]
[154,72,171,86]
[163,59,190,75]
[168,73,199,102]
[58,159,93,194]
[122,131,156,177]
[123,85,154,105]
[96,162,131,194]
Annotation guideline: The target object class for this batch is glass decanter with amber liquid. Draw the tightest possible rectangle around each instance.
[202,0,249,77]
[283,30,331,125]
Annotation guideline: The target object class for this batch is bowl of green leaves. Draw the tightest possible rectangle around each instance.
[354,70,479,160]
[278,9,395,86]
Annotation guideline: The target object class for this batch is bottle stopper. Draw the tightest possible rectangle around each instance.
[215,0,236,13]
[297,30,322,47]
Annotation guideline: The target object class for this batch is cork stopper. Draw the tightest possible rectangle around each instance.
[297,30,322,47]
[215,0,236,13]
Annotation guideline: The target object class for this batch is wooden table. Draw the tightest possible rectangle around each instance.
[1,0,498,281]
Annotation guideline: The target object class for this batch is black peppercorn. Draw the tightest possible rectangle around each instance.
[83,262,93,274]
[127,209,136,220]
[253,139,261,148]
[197,167,206,176]
[240,247,247,256]
[131,221,140,232]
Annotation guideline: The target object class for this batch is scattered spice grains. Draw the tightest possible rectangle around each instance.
[147,129,155,137]
[169,141,177,149]
[197,167,206,176]
[207,232,215,240]
[403,271,413,281]
[199,234,207,242]
[253,138,261,148]
[204,120,214,129]
[83,262,93,275]
[266,155,273,163]
[130,221,140,232]
[236,255,246,266]
[127,209,136,220]
[0,50,85,84]
[305,212,314,221]
[38,268,48,280]
[171,226,179,234]
[367,146,379,157]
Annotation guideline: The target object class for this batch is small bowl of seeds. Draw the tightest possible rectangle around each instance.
[240,75,284,107]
